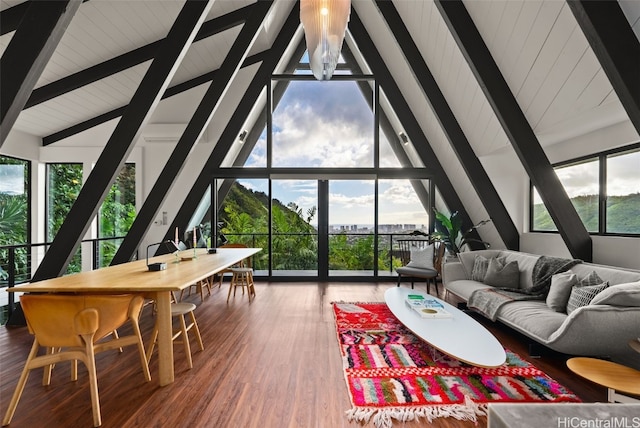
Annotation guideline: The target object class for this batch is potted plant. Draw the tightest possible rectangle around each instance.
[431,209,491,258]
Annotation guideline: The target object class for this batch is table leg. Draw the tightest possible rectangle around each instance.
[155,291,174,386]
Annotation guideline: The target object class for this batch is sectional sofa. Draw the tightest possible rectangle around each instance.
[442,250,640,369]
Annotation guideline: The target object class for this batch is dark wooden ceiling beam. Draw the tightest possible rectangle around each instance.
[0,0,82,148]
[25,4,254,109]
[0,1,29,35]
[163,3,300,244]
[375,0,519,251]
[42,50,267,145]
[434,0,592,261]
[0,0,91,36]
[349,8,482,246]
[32,0,214,280]
[111,1,274,264]
[567,0,640,136]
[215,39,307,210]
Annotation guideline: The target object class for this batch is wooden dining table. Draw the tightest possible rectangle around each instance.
[8,247,261,386]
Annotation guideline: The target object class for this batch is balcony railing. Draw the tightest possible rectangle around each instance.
[221,232,410,273]
[1,236,129,324]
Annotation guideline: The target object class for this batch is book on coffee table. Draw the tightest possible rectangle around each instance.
[404,295,451,318]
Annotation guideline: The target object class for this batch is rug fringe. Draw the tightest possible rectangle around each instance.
[346,396,486,428]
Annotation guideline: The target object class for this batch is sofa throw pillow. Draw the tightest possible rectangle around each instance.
[471,256,490,281]
[407,244,434,269]
[566,281,609,315]
[471,256,506,281]
[546,272,577,312]
[484,258,520,289]
[590,281,640,307]
[577,271,604,287]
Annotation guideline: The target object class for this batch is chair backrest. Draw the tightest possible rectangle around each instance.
[397,238,431,266]
[219,243,251,268]
[20,294,141,348]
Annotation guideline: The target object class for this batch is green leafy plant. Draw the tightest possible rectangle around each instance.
[431,209,491,255]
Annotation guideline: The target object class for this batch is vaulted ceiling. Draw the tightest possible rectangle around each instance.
[1,0,639,278]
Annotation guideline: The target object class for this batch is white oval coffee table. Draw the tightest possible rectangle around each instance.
[385,287,506,367]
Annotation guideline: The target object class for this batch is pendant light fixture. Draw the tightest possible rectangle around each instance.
[300,0,351,81]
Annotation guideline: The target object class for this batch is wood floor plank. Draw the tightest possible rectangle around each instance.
[1,282,606,427]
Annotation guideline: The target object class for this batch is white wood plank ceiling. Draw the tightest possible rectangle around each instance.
[0,0,636,157]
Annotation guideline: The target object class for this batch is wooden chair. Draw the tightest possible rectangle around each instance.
[395,239,445,295]
[217,243,250,288]
[146,292,203,369]
[2,294,151,427]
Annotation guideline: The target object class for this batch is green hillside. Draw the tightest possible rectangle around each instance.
[533,193,640,233]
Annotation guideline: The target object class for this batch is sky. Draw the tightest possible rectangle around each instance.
[239,77,428,227]
[237,59,638,227]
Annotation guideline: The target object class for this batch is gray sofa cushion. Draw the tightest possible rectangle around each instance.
[445,279,492,301]
[484,258,520,288]
[546,272,577,312]
[590,281,640,306]
[566,282,609,315]
[496,301,567,342]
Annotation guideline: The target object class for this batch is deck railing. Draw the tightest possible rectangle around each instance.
[0,237,129,324]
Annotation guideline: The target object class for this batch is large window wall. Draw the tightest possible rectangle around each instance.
[212,176,431,279]
[46,163,137,271]
[47,163,83,273]
[188,58,435,279]
[531,144,640,235]
[0,155,30,324]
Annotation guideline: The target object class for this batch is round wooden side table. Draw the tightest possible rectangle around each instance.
[567,350,640,404]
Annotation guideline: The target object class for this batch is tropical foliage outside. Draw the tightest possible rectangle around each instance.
[98,164,136,267]
[48,164,84,273]
[216,182,399,272]
[0,157,29,284]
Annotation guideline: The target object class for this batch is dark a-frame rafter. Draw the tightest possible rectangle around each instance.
[567,0,640,136]
[162,4,301,245]
[375,0,519,251]
[349,8,482,246]
[0,0,82,148]
[435,0,592,261]
[32,0,214,281]
[111,1,274,265]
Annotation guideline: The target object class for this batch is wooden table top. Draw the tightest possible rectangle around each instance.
[567,357,640,396]
[8,248,261,294]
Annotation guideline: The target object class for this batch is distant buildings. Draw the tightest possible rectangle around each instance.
[329,224,425,234]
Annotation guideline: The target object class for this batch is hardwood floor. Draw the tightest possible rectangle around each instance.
[1,281,607,428]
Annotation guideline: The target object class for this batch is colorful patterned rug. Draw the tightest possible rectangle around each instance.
[332,302,580,428]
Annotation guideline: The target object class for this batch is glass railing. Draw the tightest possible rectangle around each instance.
[0,236,129,324]
[220,232,409,274]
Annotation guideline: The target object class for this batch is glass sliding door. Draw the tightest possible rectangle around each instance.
[328,180,375,276]
[377,179,430,277]
[271,179,318,276]
[217,179,269,273]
